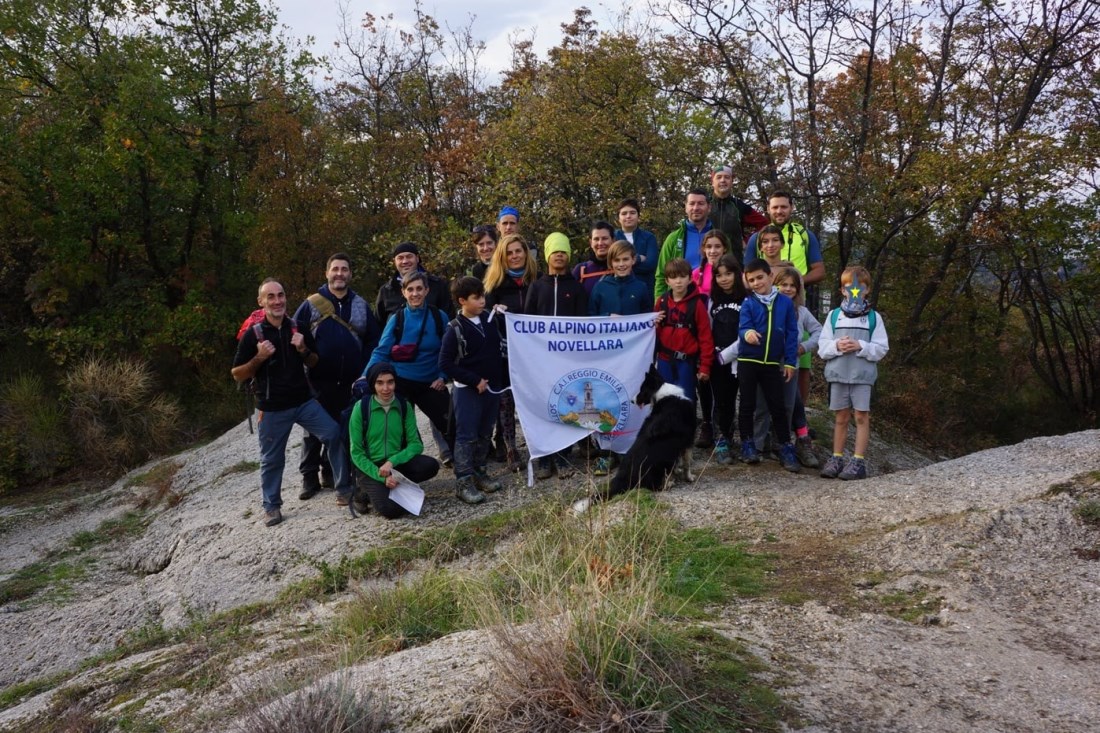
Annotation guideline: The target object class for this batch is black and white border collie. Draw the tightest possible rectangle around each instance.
[573,365,696,513]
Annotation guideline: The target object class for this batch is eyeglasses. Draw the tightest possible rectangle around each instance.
[471,224,495,235]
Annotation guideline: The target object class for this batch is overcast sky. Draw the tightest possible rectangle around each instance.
[275,0,638,78]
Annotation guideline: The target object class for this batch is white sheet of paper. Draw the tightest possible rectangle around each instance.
[388,469,425,516]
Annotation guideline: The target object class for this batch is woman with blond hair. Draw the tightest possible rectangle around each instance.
[483,234,539,472]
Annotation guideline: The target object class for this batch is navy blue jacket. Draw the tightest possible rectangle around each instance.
[293,286,380,387]
[737,290,799,369]
[439,312,504,390]
[614,227,659,294]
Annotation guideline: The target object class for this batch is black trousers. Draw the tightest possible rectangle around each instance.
[737,361,791,446]
[395,376,452,448]
[709,365,739,442]
[299,379,350,479]
[354,454,440,519]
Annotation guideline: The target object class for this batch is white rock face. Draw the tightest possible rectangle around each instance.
[1,422,1098,733]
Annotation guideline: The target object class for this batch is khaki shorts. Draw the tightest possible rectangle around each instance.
[829,383,872,412]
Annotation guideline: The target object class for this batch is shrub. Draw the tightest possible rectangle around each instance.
[0,373,71,491]
[65,356,181,471]
[235,676,391,733]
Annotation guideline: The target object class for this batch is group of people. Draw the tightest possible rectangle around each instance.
[232,166,888,528]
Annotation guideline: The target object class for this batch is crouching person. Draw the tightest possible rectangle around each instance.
[349,362,440,518]
[232,278,352,527]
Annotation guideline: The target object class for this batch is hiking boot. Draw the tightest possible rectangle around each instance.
[299,474,321,501]
[264,509,283,527]
[838,457,868,481]
[555,456,576,480]
[795,436,820,468]
[442,456,454,469]
[535,457,554,480]
[320,469,334,489]
[779,443,801,473]
[715,438,733,465]
[456,476,487,504]
[473,468,502,494]
[336,493,350,507]
[695,421,714,448]
[740,440,761,464]
[820,455,846,479]
[593,457,610,476]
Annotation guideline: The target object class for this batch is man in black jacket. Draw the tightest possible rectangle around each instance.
[375,242,453,324]
[293,253,381,501]
[232,279,351,527]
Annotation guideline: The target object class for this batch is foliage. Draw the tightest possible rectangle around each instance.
[2,0,1099,470]
[0,373,70,492]
[332,569,479,659]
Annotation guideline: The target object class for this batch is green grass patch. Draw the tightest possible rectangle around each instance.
[71,512,147,550]
[655,626,796,732]
[661,527,770,615]
[332,569,481,660]
[282,505,535,600]
[218,460,260,478]
[1074,499,1100,526]
[874,586,942,624]
[0,558,89,605]
[0,671,69,711]
[0,511,148,605]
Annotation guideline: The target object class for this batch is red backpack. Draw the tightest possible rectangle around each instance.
[236,310,297,341]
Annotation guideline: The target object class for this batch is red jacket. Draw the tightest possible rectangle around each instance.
[655,284,714,376]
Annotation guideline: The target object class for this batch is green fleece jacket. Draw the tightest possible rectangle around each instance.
[349,396,423,483]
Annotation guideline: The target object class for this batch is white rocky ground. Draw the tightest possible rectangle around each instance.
[0,417,1097,732]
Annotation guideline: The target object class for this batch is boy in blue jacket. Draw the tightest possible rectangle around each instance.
[737,259,801,472]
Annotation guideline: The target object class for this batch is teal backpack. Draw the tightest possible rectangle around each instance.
[829,308,877,335]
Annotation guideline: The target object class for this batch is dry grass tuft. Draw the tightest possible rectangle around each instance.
[65,356,181,471]
[233,675,391,733]
[471,495,676,731]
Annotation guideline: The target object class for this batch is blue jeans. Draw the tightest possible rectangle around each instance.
[451,386,500,478]
[656,355,697,402]
[257,399,350,512]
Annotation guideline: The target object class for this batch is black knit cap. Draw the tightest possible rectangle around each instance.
[365,362,398,394]
[392,241,420,257]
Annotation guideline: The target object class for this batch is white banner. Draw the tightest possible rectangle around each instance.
[507,313,658,466]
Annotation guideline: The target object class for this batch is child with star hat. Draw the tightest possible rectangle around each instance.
[817,266,890,480]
